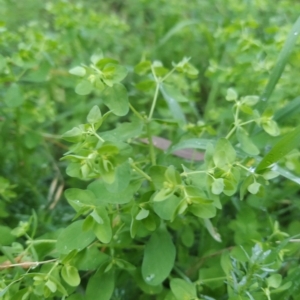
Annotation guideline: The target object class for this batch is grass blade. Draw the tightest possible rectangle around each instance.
[256,124,300,172]
[260,16,300,105]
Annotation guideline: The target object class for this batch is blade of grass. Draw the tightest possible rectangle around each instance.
[157,20,199,48]
[256,124,300,172]
[260,16,300,106]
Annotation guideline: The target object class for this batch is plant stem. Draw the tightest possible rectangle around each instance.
[130,161,152,181]
[93,131,105,142]
[146,122,156,165]
[148,83,160,120]
[129,103,144,120]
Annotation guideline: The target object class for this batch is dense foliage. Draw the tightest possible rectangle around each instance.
[1,1,300,299]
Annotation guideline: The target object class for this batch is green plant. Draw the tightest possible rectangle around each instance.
[1,1,300,300]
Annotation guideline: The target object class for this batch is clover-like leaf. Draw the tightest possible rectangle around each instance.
[69,66,86,77]
[75,80,93,95]
[87,105,102,124]
[61,265,81,287]
[226,88,238,101]
[211,178,224,195]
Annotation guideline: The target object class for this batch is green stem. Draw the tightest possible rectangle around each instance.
[93,131,105,142]
[129,103,144,120]
[161,67,176,82]
[130,161,152,181]
[148,83,160,120]
[174,266,192,283]
[26,239,57,245]
[146,122,156,165]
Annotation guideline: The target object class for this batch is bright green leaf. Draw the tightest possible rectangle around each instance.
[61,265,81,287]
[75,80,93,95]
[170,278,196,300]
[69,66,86,77]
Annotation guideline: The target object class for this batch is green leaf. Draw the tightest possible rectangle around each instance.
[160,84,186,125]
[61,127,83,143]
[61,265,80,287]
[168,138,213,154]
[104,162,131,193]
[136,208,150,220]
[267,274,282,289]
[170,278,196,300]
[262,119,280,136]
[0,225,15,245]
[56,220,95,254]
[211,178,224,195]
[133,268,163,295]
[226,88,238,101]
[189,203,216,219]
[90,50,104,65]
[149,166,167,189]
[64,188,98,211]
[86,269,115,300]
[242,95,259,106]
[75,80,93,95]
[134,61,151,75]
[256,124,300,172]
[87,105,102,124]
[136,80,156,91]
[92,206,112,243]
[236,127,259,155]
[88,179,141,204]
[4,83,24,107]
[102,63,128,84]
[248,182,261,194]
[101,120,144,143]
[153,188,175,202]
[213,138,236,167]
[165,165,181,185]
[102,83,129,116]
[153,195,182,220]
[162,84,189,103]
[69,66,86,77]
[73,245,109,271]
[142,229,176,285]
[260,16,300,104]
[180,225,194,248]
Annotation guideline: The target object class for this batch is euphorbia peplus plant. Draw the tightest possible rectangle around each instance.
[3,30,300,297]
[48,53,296,299]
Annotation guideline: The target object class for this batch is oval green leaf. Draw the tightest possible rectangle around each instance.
[142,229,176,286]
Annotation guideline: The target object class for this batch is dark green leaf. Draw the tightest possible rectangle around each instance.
[142,229,176,285]
[56,220,95,254]
[102,83,129,116]
[86,269,114,300]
